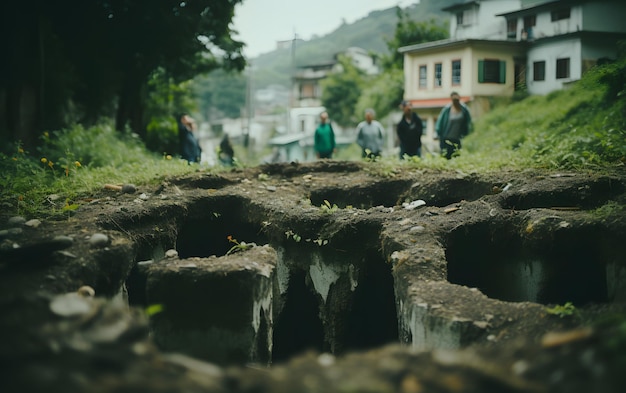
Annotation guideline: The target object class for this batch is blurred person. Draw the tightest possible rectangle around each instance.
[396,100,423,159]
[177,113,202,163]
[314,111,336,159]
[218,133,235,166]
[435,92,472,159]
[356,108,385,159]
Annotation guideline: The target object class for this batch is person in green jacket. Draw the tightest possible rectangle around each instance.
[314,111,336,159]
[435,92,472,159]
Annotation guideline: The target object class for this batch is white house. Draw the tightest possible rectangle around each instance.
[399,0,626,151]
[497,0,626,95]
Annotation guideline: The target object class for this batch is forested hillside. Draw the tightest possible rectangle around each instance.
[249,0,458,89]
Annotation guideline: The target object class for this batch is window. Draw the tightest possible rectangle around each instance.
[507,20,517,39]
[456,12,464,26]
[419,65,427,88]
[434,63,442,87]
[533,61,545,81]
[551,8,570,21]
[452,60,461,85]
[523,15,536,28]
[478,60,506,84]
[556,58,570,79]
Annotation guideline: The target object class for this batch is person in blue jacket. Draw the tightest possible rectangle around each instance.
[177,113,202,163]
[435,92,472,159]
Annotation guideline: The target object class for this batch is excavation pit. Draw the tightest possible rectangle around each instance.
[131,204,399,366]
[445,221,626,306]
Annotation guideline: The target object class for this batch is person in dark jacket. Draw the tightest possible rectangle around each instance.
[435,92,472,159]
[177,113,202,163]
[218,134,235,166]
[396,100,423,159]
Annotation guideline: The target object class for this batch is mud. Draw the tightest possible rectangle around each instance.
[1,161,625,392]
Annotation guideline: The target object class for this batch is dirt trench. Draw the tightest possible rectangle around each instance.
[1,161,625,392]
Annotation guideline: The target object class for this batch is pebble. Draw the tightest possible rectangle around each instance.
[49,293,93,317]
[7,216,26,227]
[165,249,179,258]
[25,219,42,228]
[121,184,137,194]
[410,225,425,232]
[89,233,109,248]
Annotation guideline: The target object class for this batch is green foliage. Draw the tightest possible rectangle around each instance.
[320,200,339,214]
[321,56,367,127]
[545,302,578,318]
[195,69,247,119]
[0,123,198,218]
[2,0,245,144]
[464,57,626,169]
[382,10,448,71]
[144,68,197,155]
[356,69,405,120]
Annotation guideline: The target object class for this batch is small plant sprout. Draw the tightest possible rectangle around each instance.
[545,302,578,318]
[320,199,339,214]
[285,230,302,242]
[226,235,253,255]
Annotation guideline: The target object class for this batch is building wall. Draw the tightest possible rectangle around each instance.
[526,37,582,95]
[451,0,521,40]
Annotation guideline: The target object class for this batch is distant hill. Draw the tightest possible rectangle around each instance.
[250,0,459,89]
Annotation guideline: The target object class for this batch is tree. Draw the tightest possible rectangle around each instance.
[320,56,366,128]
[356,69,405,121]
[0,0,245,148]
[354,9,448,116]
[381,8,448,71]
[195,69,247,120]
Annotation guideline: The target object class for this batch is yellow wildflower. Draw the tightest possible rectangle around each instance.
[48,160,54,168]
[18,148,24,154]
[41,157,47,163]
[74,161,81,168]
[166,155,172,160]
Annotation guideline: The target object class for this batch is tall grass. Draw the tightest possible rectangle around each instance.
[0,123,199,218]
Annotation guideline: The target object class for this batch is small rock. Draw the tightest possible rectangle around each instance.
[121,184,137,194]
[50,293,93,317]
[89,233,109,248]
[7,216,26,227]
[25,219,42,228]
[77,285,96,297]
[266,185,277,192]
[138,193,149,200]
[409,225,425,232]
[403,199,426,210]
[165,249,178,258]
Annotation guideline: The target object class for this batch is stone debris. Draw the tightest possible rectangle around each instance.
[89,233,109,248]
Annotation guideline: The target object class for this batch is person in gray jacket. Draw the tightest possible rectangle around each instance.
[356,108,385,159]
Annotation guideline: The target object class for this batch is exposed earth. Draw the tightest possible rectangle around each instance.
[1,160,625,392]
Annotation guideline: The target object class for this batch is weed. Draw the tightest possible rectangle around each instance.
[546,302,578,318]
[226,235,253,255]
[320,200,339,214]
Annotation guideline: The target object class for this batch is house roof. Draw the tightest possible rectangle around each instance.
[442,1,480,12]
[496,0,586,18]
[399,38,526,54]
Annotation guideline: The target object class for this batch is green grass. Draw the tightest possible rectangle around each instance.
[2,58,625,219]
[0,123,202,218]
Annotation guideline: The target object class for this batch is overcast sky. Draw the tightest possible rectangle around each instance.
[232,0,417,58]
